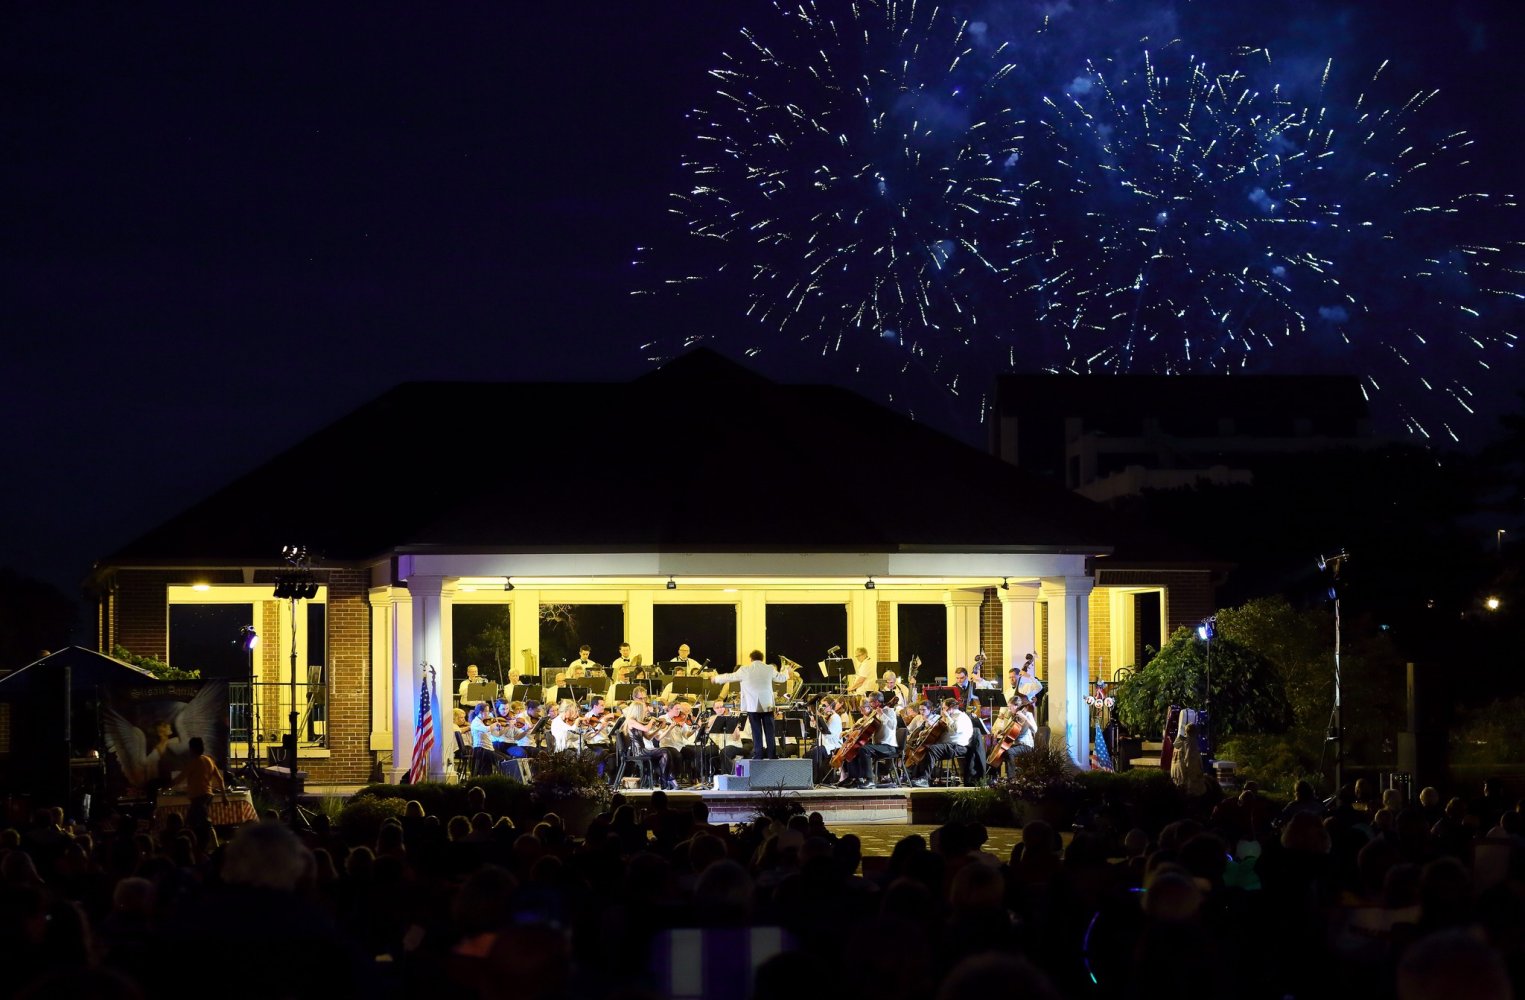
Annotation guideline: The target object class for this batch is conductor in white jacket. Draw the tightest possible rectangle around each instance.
[710,650,792,760]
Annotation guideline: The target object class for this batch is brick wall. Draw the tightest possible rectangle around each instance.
[979,587,1002,670]
[322,568,373,784]
[104,567,373,786]
[1089,588,1111,683]
[876,601,891,661]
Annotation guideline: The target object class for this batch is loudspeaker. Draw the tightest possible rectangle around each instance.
[735,758,812,790]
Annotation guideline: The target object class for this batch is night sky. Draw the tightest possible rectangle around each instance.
[5,1,1523,596]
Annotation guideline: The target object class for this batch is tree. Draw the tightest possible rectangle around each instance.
[1115,626,1291,740]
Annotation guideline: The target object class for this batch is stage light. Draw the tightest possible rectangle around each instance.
[865,576,876,590]
[192,583,210,592]
[503,578,514,592]
[1000,577,1009,590]
[239,626,259,651]
[1196,617,1216,641]
[666,576,677,590]
[1487,596,1502,611]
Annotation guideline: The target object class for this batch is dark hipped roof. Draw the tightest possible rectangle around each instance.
[0,646,154,691]
[102,349,1118,566]
[992,373,1369,422]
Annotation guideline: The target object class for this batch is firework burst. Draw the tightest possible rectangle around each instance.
[669,0,1032,368]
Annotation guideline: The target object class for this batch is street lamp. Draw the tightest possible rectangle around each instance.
[273,545,318,830]
[1197,616,1216,758]
[238,626,259,768]
[1486,596,1502,612]
[1318,549,1350,794]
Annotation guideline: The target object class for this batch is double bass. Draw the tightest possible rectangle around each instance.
[831,694,898,770]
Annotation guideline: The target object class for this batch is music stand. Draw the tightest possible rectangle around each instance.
[823,658,855,681]
[922,685,956,705]
[612,683,641,702]
[792,659,829,687]
[465,681,498,705]
[670,677,707,698]
[508,684,543,704]
[552,685,591,706]
[515,671,541,684]
[979,691,1007,709]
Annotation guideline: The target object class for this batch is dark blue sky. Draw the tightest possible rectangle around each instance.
[4,1,1522,595]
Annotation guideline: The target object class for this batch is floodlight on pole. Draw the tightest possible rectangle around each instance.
[1318,549,1350,795]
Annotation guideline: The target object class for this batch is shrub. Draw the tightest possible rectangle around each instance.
[1115,627,1291,740]
[996,744,1082,803]
[338,795,408,845]
[944,786,1014,826]
[351,775,535,825]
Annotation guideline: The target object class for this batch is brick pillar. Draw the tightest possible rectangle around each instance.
[324,568,372,784]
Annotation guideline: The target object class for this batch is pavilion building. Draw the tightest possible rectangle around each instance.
[90,350,1210,784]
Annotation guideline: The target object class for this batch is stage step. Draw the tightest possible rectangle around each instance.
[622,787,913,825]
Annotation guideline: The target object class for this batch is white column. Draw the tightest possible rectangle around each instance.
[388,587,413,783]
[739,591,767,663]
[999,584,1039,698]
[512,589,541,674]
[1109,589,1136,673]
[408,575,451,781]
[945,590,983,678]
[628,589,654,665]
[848,589,880,665]
[368,587,396,753]
[1041,576,1094,768]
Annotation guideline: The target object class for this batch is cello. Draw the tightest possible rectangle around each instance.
[830,693,898,770]
[902,708,948,770]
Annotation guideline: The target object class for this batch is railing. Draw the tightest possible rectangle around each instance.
[229,680,326,750]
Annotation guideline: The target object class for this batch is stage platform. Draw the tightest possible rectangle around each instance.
[617,785,973,826]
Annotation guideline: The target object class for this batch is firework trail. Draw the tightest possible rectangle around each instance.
[664,0,1033,375]
[1028,45,1521,441]
[652,2,1522,439]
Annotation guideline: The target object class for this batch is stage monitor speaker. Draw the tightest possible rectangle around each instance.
[735,758,812,790]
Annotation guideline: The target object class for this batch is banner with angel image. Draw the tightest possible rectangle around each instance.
[102,681,229,799]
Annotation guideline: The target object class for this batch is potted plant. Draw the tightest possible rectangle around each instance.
[995,744,1083,829]
[528,751,611,835]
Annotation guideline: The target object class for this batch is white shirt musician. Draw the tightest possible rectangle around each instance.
[910,699,971,785]
[809,700,844,785]
[670,643,699,671]
[610,644,640,681]
[566,647,600,679]
[468,705,500,751]
[847,647,875,694]
[841,693,898,787]
[550,702,583,753]
[458,664,483,705]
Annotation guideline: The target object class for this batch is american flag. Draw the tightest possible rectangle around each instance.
[408,665,436,784]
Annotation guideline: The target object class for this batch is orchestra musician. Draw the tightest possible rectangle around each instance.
[581,695,615,771]
[988,696,1037,782]
[622,687,673,788]
[670,643,698,670]
[550,699,586,752]
[709,651,793,760]
[846,647,875,694]
[705,701,748,771]
[610,642,640,682]
[950,667,976,707]
[457,664,483,706]
[566,645,600,679]
[1015,654,1044,706]
[511,701,547,758]
[809,698,844,785]
[657,702,699,785]
[468,702,511,776]
[879,670,911,705]
[909,698,973,787]
[840,691,898,789]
